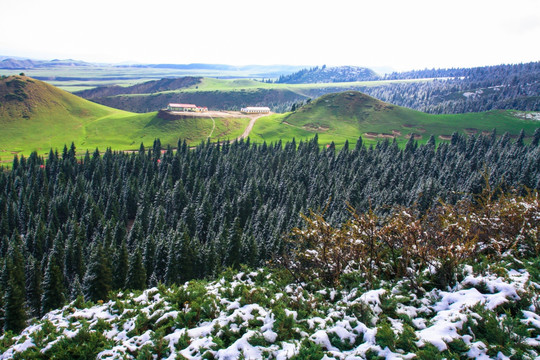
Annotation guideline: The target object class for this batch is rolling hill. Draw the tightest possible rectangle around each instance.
[0,76,249,163]
[1,77,539,164]
[249,91,540,146]
[74,76,202,99]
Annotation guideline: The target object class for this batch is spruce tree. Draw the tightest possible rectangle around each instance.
[25,256,43,318]
[113,239,129,290]
[3,237,26,333]
[126,248,146,290]
[82,243,112,302]
[41,251,65,314]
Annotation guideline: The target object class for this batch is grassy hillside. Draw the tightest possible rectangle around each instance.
[0,76,248,163]
[249,91,540,146]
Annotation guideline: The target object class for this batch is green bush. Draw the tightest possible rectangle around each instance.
[44,326,113,359]
[375,321,395,351]
[290,339,325,359]
[395,324,418,353]
[328,331,355,351]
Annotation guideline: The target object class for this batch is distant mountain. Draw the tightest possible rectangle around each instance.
[275,65,380,83]
[0,57,93,69]
[0,56,305,78]
[75,77,202,99]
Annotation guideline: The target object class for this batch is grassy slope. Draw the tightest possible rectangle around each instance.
[0,76,248,163]
[249,91,540,146]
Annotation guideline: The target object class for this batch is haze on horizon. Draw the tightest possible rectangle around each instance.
[2,0,540,71]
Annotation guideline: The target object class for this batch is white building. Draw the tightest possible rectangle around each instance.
[167,103,208,112]
[240,106,271,114]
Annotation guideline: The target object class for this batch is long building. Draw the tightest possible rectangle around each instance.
[167,103,208,112]
[240,106,271,114]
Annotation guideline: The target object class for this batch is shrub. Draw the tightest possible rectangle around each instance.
[375,321,396,351]
[44,326,113,359]
[290,339,325,359]
[278,189,540,290]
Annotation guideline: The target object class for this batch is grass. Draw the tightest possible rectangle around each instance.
[0,76,248,163]
[249,92,540,147]
[2,77,538,164]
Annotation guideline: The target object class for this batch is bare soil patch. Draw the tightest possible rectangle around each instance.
[405,133,423,140]
[439,135,452,141]
[464,128,478,135]
[303,123,330,131]
[364,132,397,139]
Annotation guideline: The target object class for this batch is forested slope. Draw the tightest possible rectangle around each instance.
[0,132,539,332]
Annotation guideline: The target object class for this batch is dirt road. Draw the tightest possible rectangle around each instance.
[237,113,272,140]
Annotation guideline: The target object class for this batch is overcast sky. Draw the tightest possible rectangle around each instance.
[1,0,539,71]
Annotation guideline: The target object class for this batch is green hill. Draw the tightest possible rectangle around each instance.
[0,76,248,163]
[250,91,540,146]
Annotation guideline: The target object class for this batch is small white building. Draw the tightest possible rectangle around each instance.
[240,106,271,114]
[167,103,208,112]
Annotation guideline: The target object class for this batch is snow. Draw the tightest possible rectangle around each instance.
[3,265,539,359]
[215,332,262,360]
[358,288,386,314]
[262,329,277,343]
[0,337,35,359]
[311,330,339,351]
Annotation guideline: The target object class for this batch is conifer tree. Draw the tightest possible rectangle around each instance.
[82,243,113,302]
[126,248,146,290]
[25,256,43,318]
[41,251,65,314]
[113,239,129,290]
[70,275,83,301]
[3,237,26,333]
[227,217,243,269]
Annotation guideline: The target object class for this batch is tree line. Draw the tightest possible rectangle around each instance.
[298,62,540,114]
[1,131,540,333]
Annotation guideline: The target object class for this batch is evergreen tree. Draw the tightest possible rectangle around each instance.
[126,248,146,290]
[82,243,112,302]
[226,217,243,269]
[41,251,65,314]
[3,237,26,333]
[113,239,129,290]
[25,256,43,318]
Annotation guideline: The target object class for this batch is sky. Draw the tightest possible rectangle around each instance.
[1,0,540,71]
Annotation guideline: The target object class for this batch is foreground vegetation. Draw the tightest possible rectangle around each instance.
[1,189,539,359]
[0,130,539,338]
